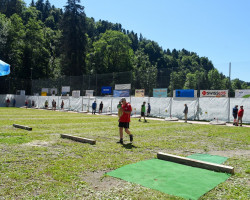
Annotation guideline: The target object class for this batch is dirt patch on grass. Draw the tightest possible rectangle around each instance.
[83,170,127,191]
[24,140,54,147]
[208,150,250,158]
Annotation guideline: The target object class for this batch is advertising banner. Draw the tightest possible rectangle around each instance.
[101,86,112,94]
[235,90,250,98]
[115,84,131,90]
[200,90,228,97]
[113,90,130,97]
[62,86,70,99]
[50,88,57,96]
[174,89,197,98]
[85,90,94,97]
[72,90,80,98]
[153,88,168,97]
[17,90,26,96]
[41,88,49,96]
[135,89,145,97]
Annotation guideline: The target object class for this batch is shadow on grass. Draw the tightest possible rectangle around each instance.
[122,143,138,149]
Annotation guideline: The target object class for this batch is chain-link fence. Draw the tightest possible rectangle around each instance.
[0,69,172,96]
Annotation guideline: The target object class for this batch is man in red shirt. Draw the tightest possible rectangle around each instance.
[238,105,244,126]
[118,98,133,144]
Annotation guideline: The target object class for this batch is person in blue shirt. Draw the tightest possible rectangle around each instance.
[232,105,238,126]
[92,101,97,114]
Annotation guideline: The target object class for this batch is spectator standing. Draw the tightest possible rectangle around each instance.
[118,98,133,144]
[92,101,97,114]
[45,100,48,109]
[232,105,238,126]
[99,101,103,113]
[61,100,64,110]
[147,103,151,116]
[139,101,147,122]
[6,98,10,107]
[32,100,35,108]
[238,106,244,126]
[52,99,56,111]
[183,104,188,123]
[25,99,28,108]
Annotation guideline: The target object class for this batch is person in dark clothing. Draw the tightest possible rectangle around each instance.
[99,101,103,113]
[232,105,238,126]
[147,103,151,117]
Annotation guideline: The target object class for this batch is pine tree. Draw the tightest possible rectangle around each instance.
[60,0,87,76]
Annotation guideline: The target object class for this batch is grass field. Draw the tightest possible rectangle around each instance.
[0,108,249,199]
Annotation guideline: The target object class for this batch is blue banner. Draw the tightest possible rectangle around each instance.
[101,86,112,94]
[0,60,10,76]
[153,88,168,97]
[113,90,130,97]
[175,89,194,97]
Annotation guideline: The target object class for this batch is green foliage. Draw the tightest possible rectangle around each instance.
[60,0,87,76]
[0,0,248,94]
[87,30,133,73]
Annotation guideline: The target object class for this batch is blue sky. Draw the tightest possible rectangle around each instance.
[25,0,250,82]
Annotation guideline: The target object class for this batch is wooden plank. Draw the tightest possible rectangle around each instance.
[157,152,234,174]
[60,134,96,145]
[13,124,32,131]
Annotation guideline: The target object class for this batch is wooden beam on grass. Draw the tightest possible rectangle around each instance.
[13,124,32,131]
[157,152,234,174]
[60,134,96,145]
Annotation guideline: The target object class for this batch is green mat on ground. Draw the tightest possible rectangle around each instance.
[107,154,231,200]
[187,153,228,164]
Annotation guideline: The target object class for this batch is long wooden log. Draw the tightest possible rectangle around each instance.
[13,124,32,131]
[157,152,234,174]
[60,134,96,145]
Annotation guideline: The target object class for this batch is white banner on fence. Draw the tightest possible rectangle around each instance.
[200,90,228,97]
[72,90,80,98]
[115,84,131,90]
[85,90,94,97]
[17,90,26,96]
[62,86,70,93]
[235,89,250,98]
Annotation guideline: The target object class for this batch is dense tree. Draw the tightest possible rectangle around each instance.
[132,50,157,95]
[60,0,87,76]
[0,0,248,94]
[0,0,25,17]
[87,30,133,74]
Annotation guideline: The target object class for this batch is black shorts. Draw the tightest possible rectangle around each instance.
[233,114,237,119]
[119,122,130,129]
[141,112,145,116]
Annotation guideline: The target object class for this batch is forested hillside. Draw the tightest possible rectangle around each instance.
[0,0,249,95]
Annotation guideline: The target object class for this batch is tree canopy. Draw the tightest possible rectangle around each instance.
[0,0,249,95]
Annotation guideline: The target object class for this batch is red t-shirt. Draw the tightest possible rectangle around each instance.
[238,109,244,117]
[120,103,132,122]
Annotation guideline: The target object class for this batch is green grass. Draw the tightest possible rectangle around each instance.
[0,107,249,199]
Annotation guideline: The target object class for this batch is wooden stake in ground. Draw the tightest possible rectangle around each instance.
[13,124,32,131]
[60,134,96,145]
[157,152,234,174]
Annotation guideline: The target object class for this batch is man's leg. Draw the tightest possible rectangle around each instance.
[125,128,133,142]
[119,127,124,144]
